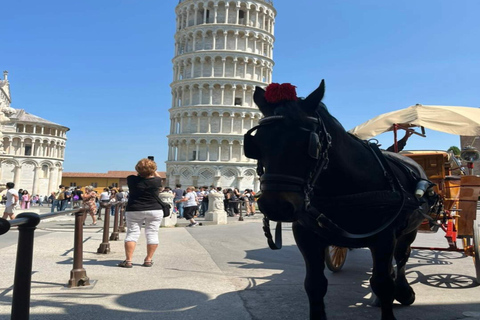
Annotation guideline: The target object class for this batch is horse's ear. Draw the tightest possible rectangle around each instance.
[304,80,325,109]
[254,86,274,116]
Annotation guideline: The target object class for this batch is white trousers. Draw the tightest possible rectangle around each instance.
[125,209,163,245]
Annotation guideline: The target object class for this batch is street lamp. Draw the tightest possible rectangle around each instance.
[460,143,480,175]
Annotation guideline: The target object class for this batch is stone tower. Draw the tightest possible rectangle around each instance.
[166,0,276,191]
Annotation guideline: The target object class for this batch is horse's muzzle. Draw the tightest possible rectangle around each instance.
[257,191,304,222]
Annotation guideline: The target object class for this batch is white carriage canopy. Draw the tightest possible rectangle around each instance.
[349,104,480,140]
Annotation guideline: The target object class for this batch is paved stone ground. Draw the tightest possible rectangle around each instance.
[0,207,479,319]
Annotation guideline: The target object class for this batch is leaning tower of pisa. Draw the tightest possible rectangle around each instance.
[166,0,276,191]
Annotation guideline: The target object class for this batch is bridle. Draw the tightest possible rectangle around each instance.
[244,112,332,212]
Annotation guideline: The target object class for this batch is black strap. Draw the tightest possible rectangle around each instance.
[150,189,171,217]
[262,217,283,250]
[309,142,409,240]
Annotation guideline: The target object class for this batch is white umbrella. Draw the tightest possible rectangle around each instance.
[349,104,480,140]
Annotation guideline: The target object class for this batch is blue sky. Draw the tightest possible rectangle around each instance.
[2,0,479,172]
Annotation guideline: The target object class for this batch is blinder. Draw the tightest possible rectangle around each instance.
[244,127,260,159]
[309,132,321,159]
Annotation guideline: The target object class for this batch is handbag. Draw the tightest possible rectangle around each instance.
[151,191,171,218]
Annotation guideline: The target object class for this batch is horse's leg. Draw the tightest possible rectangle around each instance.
[393,230,417,305]
[293,222,328,320]
[370,234,397,320]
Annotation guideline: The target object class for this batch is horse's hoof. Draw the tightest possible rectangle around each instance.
[370,294,381,307]
[395,292,415,306]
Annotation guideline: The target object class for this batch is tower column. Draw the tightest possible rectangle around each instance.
[228,141,233,161]
[220,85,225,105]
[242,85,247,106]
[234,32,239,50]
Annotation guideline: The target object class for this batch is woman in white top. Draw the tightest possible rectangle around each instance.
[178,186,199,227]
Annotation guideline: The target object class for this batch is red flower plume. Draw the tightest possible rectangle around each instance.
[264,83,298,104]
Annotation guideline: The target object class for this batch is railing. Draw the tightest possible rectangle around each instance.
[0,201,128,320]
[0,208,87,320]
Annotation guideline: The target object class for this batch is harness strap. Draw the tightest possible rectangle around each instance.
[309,143,413,240]
[262,218,283,250]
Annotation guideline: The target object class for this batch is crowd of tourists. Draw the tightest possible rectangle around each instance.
[166,184,257,221]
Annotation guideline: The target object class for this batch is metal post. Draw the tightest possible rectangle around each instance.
[118,203,126,233]
[97,203,111,254]
[238,200,244,221]
[110,203,119,241]
[11,212,40,320]
[68,209,90,287]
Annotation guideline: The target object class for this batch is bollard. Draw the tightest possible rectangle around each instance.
[68,208,90,287]
[11,212,40,320]
[238,200,244,221]
[97,203,111,254]
[118,203,126,233]
[110,202,120,241]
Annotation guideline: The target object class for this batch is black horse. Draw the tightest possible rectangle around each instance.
[244,81,436,320]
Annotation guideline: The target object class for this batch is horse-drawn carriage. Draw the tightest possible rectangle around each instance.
[244,82,480,320]
[324,149,480,284]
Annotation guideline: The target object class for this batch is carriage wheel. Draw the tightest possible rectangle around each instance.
[325,246,348,272]
[473,221,480,284]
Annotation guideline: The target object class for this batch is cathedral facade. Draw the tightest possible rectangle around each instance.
[0,71,69,196]
[165,0,276,191]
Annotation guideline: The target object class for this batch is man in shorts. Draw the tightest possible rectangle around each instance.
[2,182,19,220]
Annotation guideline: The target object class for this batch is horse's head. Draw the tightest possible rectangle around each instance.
[244,81,331,222]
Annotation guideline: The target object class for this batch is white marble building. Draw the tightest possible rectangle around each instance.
[0,71,69,196]
[166,0,276,191]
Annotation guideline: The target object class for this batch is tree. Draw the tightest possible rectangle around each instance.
[447,146,461,156]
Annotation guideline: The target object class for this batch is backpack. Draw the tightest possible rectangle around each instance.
[58,191,65,200]
[73,195,80,201]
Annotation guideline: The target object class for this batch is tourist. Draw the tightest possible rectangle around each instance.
[82,186,98,226]
[37,195,44,206]
[61,187,72,210]
[109,188,118,216]
[2,182,18,220]
[173,184,185,218]
[21,190,31,209]
[225,188,238,217]
[98,188,110,219]
[119,158,164,268]
[199,186,209,216]
[72,186,83,208]
[48,192,55,207]
[177,186,199,227]
[18,189,23,208]
[243,189,256,216]
[116,188,127,202]
[51,185,65,212]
